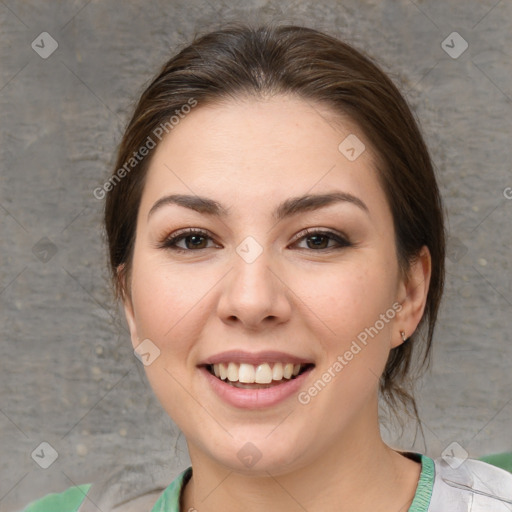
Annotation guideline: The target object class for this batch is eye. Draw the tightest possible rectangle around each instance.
[158,228,218,253]
[158,228,352,254]
[291,228,352,251]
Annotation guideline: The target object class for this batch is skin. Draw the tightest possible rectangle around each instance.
[121,94,431,512]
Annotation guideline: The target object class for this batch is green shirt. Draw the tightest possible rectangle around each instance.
[23,452,510,512]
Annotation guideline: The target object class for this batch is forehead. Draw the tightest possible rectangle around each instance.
[139,94,387,218]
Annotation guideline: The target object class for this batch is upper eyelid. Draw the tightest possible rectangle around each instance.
[293,227,349,241]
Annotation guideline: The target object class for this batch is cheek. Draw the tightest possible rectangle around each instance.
[293,263,398,417]
[129,252,203,361]
[129,257,209,417]
[299,258,398,393]
[304,260,397,339]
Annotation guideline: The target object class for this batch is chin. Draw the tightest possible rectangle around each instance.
[197,432,309,477]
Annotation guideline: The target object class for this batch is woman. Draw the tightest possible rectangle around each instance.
[22,23,512,512]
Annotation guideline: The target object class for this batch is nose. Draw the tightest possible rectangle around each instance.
[216,244,292,330]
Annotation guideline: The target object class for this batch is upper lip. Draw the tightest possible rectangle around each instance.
[198,350,315,366]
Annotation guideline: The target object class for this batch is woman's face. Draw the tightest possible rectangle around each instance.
[122,95,426,475]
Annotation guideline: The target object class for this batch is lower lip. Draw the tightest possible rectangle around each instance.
[199,366,314,409]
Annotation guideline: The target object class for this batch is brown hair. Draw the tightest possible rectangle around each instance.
[104,22,445,426]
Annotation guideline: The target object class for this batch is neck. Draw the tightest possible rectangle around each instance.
[181,406,421,512]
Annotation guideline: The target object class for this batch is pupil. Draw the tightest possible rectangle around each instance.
[308,235,327,249]
[188,235,205,248]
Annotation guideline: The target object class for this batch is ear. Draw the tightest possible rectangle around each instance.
[392,246,432,348]
[117,263,140,350]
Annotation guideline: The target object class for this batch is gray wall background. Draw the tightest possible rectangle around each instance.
[1,0,511,510]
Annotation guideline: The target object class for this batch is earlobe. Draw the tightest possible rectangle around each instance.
[393,246,431,348]
[122,297,140,350]
[117,264,140,350]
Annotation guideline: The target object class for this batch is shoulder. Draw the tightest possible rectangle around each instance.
[429,456,512,511]
[19,484,163,512]
[19,461,190,512]
[19,484,91,512]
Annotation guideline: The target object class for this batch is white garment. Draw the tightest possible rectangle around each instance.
[429,457,512,511]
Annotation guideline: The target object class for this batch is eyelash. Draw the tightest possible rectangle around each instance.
[158,227,352,254]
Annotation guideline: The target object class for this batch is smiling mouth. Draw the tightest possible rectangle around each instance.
[204,362,315,389]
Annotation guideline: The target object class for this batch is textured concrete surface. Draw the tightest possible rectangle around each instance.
[1,0,511,510]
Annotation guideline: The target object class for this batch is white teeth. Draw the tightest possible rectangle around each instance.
[272,362,284,380]
[255,363,272,384]
[211,362,308,383]
[227,362,238,382]
[238,363,255,383]
[283,363,294,379]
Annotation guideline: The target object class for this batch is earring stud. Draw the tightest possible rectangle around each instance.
[400,330,407,343]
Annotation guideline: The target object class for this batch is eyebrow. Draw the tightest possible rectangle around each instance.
[147,191,369,222]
